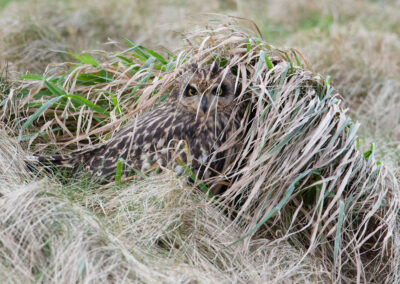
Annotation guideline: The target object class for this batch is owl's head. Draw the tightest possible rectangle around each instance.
[171,62,236,117]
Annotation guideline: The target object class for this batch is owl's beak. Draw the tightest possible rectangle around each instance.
[201,95,208,113]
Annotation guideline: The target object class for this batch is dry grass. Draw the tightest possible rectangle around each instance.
[1,17,399,282]
[1,0,400,283]
[0,131,328,283]
[181,20,400,283]
[264,0,400,168]
[0,0,237,74]
[287,25,400,168]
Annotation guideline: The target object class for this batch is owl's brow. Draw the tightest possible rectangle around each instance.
[209,83,224,90]
[188,83,199,90]
[181,71,199,94]
[202,78,225,93]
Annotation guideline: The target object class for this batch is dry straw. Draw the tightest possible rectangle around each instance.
[0,131,328,283]
[182,19,400,283]
[2,17,400,282]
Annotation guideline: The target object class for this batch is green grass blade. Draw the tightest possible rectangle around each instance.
[176,158,213,198]
[255,50,266,76]
[140,57,155,70]
[132,46,149,60]
[19,74,44,81]
[97,89,123,115]
[115,160,123,181]
[334,200,345,271]
[19,127,62,142]
[44,80,66,96]
[291,50,301,66]
[69,52,99,67]
[264,53,274,70]
[143,47,168,64]
[118,158,148,179]
[76,73,113,84]
[116,55,134,66]
[18,96,65,141]
[122,37,135,47]
[77,54,99,67]
[64,94,109,115]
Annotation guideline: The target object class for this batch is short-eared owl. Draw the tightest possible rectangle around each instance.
[36,62,241,184]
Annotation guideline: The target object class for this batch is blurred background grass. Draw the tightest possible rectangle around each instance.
[0,0,399,169]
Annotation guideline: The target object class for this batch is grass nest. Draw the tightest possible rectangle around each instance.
[1,17,399,282]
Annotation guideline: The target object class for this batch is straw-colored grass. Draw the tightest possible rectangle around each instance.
[1,17,399,282]
[0,130,328,283]
[287,24,400,168]
[0,0,236,74]
[1,0,400,282]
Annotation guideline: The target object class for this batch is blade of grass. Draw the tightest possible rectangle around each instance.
[143,47,168,64]
[119,158,148,179]
[97,89,123,116]
[18,96,65,141]
[334,200,345,271]
[44,80,66,96]
[64,94,109,115]
[19,74,44,80]
[115,160,123,181]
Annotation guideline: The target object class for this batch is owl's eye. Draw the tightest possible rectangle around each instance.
[185,86,198,97]
[213,86,224,96]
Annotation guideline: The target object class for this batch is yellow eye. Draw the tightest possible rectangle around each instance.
[187,87,198,96]
[214,87,223,96]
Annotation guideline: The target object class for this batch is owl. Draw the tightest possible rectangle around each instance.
[35,62,242,186]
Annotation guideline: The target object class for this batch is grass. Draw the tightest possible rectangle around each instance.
[0,132,329,283]
[1,0,400,283]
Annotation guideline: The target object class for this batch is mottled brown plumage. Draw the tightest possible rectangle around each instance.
[36,63,241,183]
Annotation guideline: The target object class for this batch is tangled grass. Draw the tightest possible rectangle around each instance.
[0,131,328,283]
[1,16,400,283]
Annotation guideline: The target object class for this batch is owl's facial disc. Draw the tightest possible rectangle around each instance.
[180,80,234,117]
[173,63,236,118]
[183,83,231,115]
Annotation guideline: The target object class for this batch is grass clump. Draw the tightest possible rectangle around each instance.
[1,13,400,283]
[180,20,399,282]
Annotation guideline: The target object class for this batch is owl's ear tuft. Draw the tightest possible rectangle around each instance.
[190,63,198,72]
[210,61,219,74]
[174,69,184,79]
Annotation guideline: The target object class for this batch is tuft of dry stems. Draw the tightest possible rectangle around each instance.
[182,20,400,282]
[287,24,400,168]
[2,17,400,282]
[0,130,328,283]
